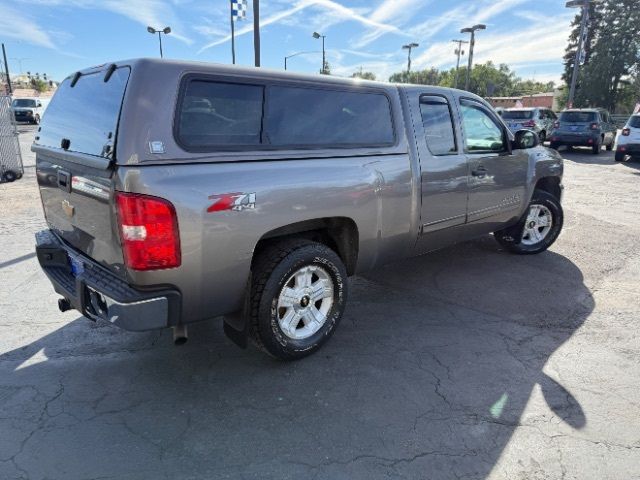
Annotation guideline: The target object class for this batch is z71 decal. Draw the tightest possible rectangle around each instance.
[207,193,256,213]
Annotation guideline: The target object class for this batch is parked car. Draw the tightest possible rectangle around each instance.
[502,107,557,142]
[614,114,640,162]
[11,97,49,124]
[34,59,565,360]
[549,108,616,154]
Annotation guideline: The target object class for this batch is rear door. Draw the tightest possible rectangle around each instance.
[412,93,469,234]
[459,98,528,225]
[34,66,130,276]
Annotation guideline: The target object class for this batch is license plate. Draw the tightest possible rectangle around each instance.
[570,126,578,131]
[68,252,85,276]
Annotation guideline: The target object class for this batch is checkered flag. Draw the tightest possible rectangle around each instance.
[231,0,248,21]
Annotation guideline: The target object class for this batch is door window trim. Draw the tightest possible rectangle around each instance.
[459,97,511,155]
[418,94,459,156]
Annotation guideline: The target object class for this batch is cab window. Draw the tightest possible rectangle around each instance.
[460,100,506,153]
[419,96,457,155]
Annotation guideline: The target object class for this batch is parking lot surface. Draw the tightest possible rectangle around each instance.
[1,126,639,480]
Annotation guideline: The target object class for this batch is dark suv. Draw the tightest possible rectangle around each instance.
[549,108,617,154]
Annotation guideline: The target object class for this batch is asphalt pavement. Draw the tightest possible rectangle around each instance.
[0,126,638,480]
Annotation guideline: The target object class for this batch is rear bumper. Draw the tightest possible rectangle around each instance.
[617,143,640,155]
[35,229,181,331]
[550,133,600,146]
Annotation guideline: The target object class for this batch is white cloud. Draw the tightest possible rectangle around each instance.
[198,0,404,53]
[0,3,56,48]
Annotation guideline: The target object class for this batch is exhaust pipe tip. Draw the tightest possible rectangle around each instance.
[173,325,188,346]
[58,297,71,312]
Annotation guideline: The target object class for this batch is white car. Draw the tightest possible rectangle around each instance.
[11,97,49,124]
[615,114,640,161]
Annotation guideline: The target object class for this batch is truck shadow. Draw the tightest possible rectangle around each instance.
[0,236,592,480]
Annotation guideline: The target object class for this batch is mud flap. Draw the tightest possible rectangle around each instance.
[222,278,251,349]
[495,212,528,245]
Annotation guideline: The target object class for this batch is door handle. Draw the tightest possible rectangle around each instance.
[472,166,487,178]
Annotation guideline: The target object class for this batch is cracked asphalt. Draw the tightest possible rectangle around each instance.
[1,126,639,480]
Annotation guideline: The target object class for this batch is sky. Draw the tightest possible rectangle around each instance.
[0,0,575,85]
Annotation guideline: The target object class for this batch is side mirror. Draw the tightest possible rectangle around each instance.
[37,102,42,107]
[512,129,540,150]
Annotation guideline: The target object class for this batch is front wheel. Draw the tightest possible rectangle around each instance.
[495,190,563,255]
[249,239,348,360]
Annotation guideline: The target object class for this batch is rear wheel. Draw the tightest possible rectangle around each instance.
[549,142,559,150]
[249,239,348,360]
[538,130,546,143]
[592,139,601,155]
[495,190,563,255]
[606,141,613,151]
[615,152,626,162]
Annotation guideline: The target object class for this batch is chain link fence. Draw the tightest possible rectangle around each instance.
[0,95,24,183]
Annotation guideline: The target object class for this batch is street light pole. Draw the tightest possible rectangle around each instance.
[452,39,468,89]
[147,26,171,58]
[284,50,321,71]
[402,43,419,78]
[460,24,486,92]
[566,0,600,108]
[313,32,326,74]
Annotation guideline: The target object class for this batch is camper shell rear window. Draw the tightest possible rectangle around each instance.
[35,67,130,158]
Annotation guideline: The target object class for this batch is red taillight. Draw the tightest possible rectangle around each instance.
[523,120,536,128]
[622,128,631,136]
[590,123,599,130]
[553,121,560,129]
[115,192,181,271]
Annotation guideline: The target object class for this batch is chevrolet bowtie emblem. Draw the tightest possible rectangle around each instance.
[62,199,75,218]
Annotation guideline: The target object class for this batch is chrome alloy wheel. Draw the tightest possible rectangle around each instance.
[521,204,553,246]
[277,265,334,340]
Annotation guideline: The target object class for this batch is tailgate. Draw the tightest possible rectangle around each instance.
[33,65,130,278]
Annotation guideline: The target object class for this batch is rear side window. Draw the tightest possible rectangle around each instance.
[419,96,457,155]
[560,111,596,123]
[177,81,264,148]
[502,110,533,120]
[266,86,394,147]
[629,116,640,128]
[36,67,130,158]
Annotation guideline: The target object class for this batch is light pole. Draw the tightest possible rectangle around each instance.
[451,39,468,89]
[312,32,326,74]
[460,24,486,92]
[566,0,601,108]
[147,26,171,58]
[402,43,419,78]
[284,51,320,70]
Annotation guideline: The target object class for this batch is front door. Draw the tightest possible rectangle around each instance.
[414,94,469,234]
[459,98,528,225]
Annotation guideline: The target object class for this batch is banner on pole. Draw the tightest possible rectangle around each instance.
[232,0,248,21]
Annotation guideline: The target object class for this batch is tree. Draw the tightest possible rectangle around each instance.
[31,78,49,93]
[563,0,640,111]
[389,67,441,85]
[351,70,376,81]
[321,60,331,75]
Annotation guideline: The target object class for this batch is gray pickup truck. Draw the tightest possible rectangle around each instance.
[34,59,564,360]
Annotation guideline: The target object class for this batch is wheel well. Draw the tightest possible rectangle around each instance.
[253,217,359,275]
[535,177,561,200]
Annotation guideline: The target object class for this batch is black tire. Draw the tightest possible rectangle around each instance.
[539,130,546,143]
[606,141,613,152]
[615,152,625,162]
[495,190,563,255]
[2,170,17,182]
[549,142,559,150]
[249,239,348,360]
[592,139,601,155]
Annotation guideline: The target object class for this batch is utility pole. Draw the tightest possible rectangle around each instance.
[1,43,12,95]
[253,0,260,67]
[452,39,468,89]
[566,0,600,108]
[460,24,486,92]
